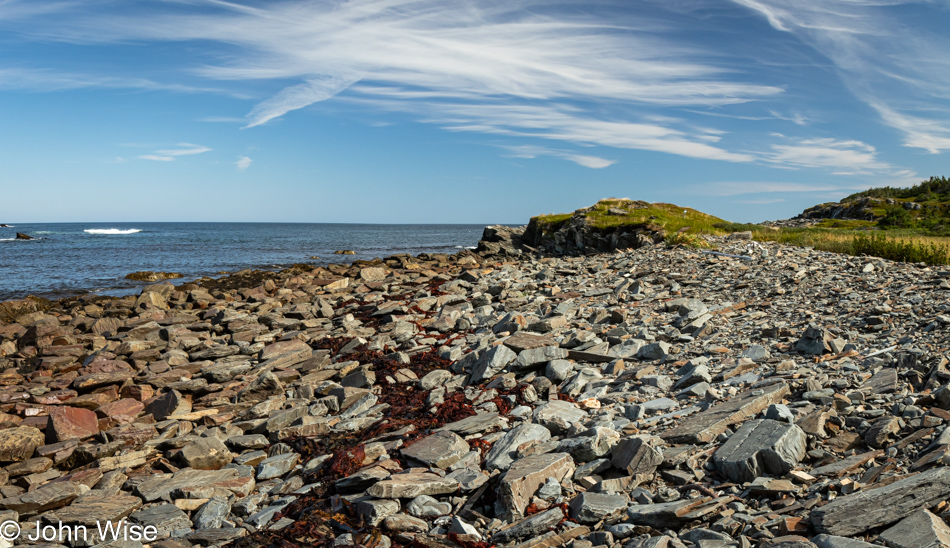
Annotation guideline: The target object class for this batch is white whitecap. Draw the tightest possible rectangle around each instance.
[84,228,142,235]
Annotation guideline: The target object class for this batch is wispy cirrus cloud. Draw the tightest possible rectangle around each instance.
[763,137,894,174]
[691,181,843,196]
[730,0,950,153]
[501,145,615,169]
[4,0,783,167]
[139,143,211,162]
[0,67,243,96]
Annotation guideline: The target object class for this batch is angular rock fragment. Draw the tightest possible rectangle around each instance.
[0,426,44,462]
[569,492,628,523]
[661,382,790,444]
[713,419,806,483]
[366,471,459,498]
[498,452,575,516]
[811,466,950,536]
[877,509,950,548]
[180,436,233,470]
[401,431,469,469]
[611,437,663,476]
[485,423,552,471]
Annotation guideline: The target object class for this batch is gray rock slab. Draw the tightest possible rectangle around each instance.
[366,471,459,498]
[335,465,392,494]
[878,508,950,548]
[611,437,663,476]
[570,492,628,523]
[256,452,299,479]
[498,452,575,516]
[810,466,950,536]
[445,468,489,492]
[130,503,192,533]
[859,368,897,395]
[660,382,790,444]
[713,419,806,483]
[534,400,586,434]
[355,498,400,527]
[626,499,698,528]
[470,344,517,384]
[503,332,559,353]
[637,341,671,361]
[134,468,239,502]
[437,411,506,435]
[0,480,82,516]
[492,507,565,543]
[513,346,569,369]
[407,494,452,518]
[193,497,231,530]
[401,431,470,469]
[811,535,880,548]
[47,493,142,526]
[485,423,552,471]
[558,427,619,462]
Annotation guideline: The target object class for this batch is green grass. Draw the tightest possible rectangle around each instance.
[532,198,729,236]
[530,193,950,265]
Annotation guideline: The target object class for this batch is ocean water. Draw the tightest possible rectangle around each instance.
[0,223,486,301]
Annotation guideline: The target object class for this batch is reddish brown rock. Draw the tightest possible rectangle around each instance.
[121,384,154,402]
[32,389,78,405]
[96,398,144,423]
[48,406,99,442]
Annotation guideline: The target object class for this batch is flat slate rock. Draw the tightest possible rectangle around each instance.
[569,492,628,523]
[366,471,459,498]
[0,480,82,515]
[503,333,559,353]
[48,493,143,525]
[713,419,806,483]
[485,423,552,471]
[810,535,879,548]
[131,502,193,532]
[437,411,506,435]
[492,507,565,543]
[810,466,950,536]
[401,431,470,469]
[660,382,790,444]
[498,452,575,516]
[877,508,950,548]
[134,468,239,502]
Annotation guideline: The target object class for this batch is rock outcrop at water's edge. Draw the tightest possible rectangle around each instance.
[2,225,950,547]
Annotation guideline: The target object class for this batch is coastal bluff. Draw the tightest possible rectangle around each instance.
[0,210,947,547]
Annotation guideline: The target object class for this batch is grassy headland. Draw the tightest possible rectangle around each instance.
[532,177,950,266]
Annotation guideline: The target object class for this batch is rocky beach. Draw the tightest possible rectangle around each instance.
[0,217,949,548]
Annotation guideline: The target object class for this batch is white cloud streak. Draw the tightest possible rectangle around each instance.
[501,145,616,169]
[6,0,784,166]
[763,137,892,173]
[236,156,252,170]
[693,181,843,196]
[139,143,211,162]
[0,67,242,96]
[730,0,950,153]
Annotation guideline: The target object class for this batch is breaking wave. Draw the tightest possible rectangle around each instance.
[83,228,142,235]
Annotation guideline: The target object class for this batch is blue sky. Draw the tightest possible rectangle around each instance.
[1,0,949,224]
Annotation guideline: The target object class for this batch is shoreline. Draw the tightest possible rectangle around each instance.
[0,221,488,304]
[0,232,946,547]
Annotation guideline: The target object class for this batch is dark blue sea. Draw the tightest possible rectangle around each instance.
[0,223,486,301]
